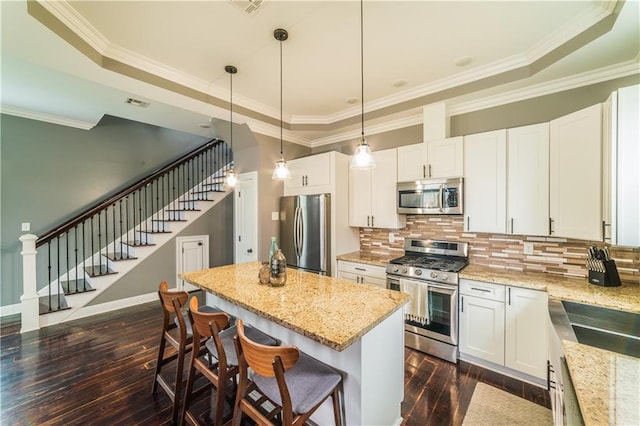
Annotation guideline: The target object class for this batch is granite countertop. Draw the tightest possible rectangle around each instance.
[460,264,640,314]
[179,261,409,352]
[337,251,398,268]
[562,340,639,426]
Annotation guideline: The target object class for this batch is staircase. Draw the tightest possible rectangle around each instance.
[22,139,233,330]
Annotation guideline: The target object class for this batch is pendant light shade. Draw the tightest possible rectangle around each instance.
[350,0,376,170]
[224,65,238,189]
[272,28,292,180]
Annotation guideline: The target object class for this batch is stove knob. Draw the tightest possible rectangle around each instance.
[430,271,438,279]
[414,269,422,276]
[441,273,449,281]
[392,266,399,273]
[401,267,408,274]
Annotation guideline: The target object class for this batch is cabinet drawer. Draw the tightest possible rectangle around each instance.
[460,279,505,302]
[337,261,386,279]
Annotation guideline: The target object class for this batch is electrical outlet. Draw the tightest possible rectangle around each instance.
[523,242,534,255]
[388,232,395,243]
[271,211,279,221]
[21,222,30,232]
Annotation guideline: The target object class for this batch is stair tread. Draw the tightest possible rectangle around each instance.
[60,279,94,295]
[121,240,156,247]
[104,252,138,261]
[84,265,117,277]
[39,295,70,315]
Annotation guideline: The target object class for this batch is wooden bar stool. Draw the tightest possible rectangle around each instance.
[232,319,344,426]
[151,281,227,424]
[181,298,278,426]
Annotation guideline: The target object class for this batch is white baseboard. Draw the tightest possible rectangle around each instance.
[0,303,21,317]
[65,292,158,322]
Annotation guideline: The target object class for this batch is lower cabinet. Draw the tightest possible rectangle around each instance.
[337,261,386,289]
[459,278,548,381]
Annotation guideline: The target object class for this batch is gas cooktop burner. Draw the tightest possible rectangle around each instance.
[390,255,468,273]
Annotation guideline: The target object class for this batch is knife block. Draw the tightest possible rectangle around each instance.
[588,260,621,287]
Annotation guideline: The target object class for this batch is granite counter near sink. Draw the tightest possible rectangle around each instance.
[336,251,398,268]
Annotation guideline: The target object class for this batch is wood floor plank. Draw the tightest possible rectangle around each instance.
[0,302,550,425]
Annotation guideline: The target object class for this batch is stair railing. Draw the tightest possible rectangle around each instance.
[19,138,231,332]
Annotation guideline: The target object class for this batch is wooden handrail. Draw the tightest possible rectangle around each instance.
[36,138,226,247]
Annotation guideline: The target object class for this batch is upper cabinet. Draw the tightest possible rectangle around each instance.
[350,148,405,229]
[603,84,640,246]
[284,152,333,195]
[507,123,550,236]
[397,137,463,182]
[549,104,602,241]
[464,129,507,233]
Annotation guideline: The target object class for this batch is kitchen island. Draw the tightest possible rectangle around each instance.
[180,261,409,425]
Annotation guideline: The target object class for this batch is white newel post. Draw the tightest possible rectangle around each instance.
[20,233,40,333]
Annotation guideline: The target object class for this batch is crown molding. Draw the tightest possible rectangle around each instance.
[448,60,640,116]
[0,105,98,130]
[309,113,423,148]
[246,120,312,147]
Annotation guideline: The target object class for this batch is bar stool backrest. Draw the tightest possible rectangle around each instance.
[236,320,299,377]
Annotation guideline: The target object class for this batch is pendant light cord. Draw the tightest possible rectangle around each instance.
[360,0,364,142]
[230,70,233,154]
[280,37,284,157]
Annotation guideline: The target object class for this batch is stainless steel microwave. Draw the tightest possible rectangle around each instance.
[397,177,463,215]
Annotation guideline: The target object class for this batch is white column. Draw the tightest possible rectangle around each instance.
[20,233,40,333]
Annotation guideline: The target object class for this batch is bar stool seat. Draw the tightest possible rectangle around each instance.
[181,298,278,426]
[233,319,344,426]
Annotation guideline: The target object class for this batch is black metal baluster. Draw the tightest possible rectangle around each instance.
[112,204,116,258]
[119,200,123,256]
[65,230,69,296]
[56,235,61,311]
[47,241,52,312]
[126,196,130,246]
[144,184,148,234]
[91,216,95,273]
[155,179,160,227]
[98,211,102,274]
[82,221,86,291]
[74,225,78,293]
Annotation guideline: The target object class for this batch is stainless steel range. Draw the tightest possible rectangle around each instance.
[386,239,469,363]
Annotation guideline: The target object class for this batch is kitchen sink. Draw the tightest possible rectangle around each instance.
[561,300,640,358]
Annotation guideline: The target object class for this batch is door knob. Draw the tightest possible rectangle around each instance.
[247,248,253,253]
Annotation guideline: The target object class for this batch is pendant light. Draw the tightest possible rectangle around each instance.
[224,65,238,188]
[272,28,292,180]
[350,0,376,169]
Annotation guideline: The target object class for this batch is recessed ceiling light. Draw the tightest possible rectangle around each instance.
[346,97,359,104]
[392,79,407,88]
[455,56,474,67]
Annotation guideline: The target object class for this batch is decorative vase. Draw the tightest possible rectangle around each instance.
[270,249,287,287]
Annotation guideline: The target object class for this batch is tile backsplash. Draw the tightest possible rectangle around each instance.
[360,215,640,284]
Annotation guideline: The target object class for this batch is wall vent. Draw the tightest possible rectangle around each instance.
[230,0,265,15]
[125,97,150,108]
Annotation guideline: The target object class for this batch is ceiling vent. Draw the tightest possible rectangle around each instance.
[230,0,265,15]
[125,97,150,108]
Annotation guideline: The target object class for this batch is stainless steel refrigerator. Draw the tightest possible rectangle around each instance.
[279,194,331,275]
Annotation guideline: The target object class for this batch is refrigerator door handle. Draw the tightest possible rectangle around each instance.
[293,205,300,257]
[296,206,304,257]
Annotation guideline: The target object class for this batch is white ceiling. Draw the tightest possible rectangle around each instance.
[1,0,639,146]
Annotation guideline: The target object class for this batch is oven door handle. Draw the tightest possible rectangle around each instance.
[426,283,457,294]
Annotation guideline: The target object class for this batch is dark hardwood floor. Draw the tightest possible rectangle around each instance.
[0,302,549,425]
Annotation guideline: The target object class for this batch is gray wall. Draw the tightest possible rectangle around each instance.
[0,114,210,306]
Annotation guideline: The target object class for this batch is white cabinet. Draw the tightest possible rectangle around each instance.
[603,84,640,246]
[337,261,386,289]
[396,137,463,182]
[349,148,405,229]
[463,129,507,233]
[549,104,602,241]
[505,286,548,379]
[507,123,550,236]
[284,152,332,195]
[460,279,548,382]
[459,280,505,365]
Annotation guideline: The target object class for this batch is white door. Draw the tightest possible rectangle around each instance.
[349,167,373,227]
[176,236,209,291]
[427,136,463,178]
[397,143,427,182]
[371,149,403,228]
[234,171,258,264]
